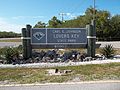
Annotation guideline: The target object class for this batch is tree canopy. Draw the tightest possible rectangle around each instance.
[0,31,21,38]
[34,7,120,41]
[48,16,62,28]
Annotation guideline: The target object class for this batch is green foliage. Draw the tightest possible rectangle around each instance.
[0,46,22,64]
[101,44,115,58]
[34,21,46,28]
[4,47,14,64]
[34,7,120,41]
[96,10,111,40]
[48,16,62,28]
[0,31,21,38]
[110,15,120,40]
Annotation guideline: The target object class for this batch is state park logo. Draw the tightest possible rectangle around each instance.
[33,32,45,40]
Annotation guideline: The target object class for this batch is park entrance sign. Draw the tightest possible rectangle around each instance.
[22,24,96,59]
[31,28,87,48]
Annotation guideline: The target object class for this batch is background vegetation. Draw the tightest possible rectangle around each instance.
[0,31,21,38]
[34,7,120,41]
[0,7,120,40]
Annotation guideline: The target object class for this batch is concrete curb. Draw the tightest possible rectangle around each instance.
[0,60,120,68]
[0,80,120,87]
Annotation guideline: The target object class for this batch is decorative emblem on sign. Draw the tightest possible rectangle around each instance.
[33,32,45,40]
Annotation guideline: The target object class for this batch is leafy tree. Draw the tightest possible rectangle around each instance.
[110,15,120,40]
[85,7,96,22]
[34,21,46,28]
[48,16,62,28]
[34,7,120,41]
[96,10,111,40]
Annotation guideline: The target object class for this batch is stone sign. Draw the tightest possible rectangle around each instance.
[22,24,96,59]
[31,28,87,45]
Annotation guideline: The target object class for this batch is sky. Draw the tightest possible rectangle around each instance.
[0,0,120,33]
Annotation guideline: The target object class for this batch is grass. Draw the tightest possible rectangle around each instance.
[56,63,120,81]
[0,39,21,42]
[0,62,120,84]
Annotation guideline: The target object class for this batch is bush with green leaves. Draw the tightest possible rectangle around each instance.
[101,44,115,58]
[0,45,22,64]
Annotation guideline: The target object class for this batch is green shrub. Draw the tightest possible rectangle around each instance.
[0,46,22,64]
[101,44,115,58]
[4,47,14,64]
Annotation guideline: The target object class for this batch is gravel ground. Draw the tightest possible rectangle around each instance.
[0,59,120,68]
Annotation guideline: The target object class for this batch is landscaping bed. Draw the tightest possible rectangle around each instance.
[0,62,120,84]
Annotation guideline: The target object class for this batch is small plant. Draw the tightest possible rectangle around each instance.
[0,46,22,64]
[101,44,115,58]
[4,47,14,64]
